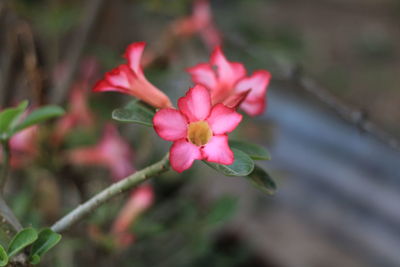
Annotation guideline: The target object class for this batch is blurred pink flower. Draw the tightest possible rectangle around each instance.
[111,185,154,247]
[187,46,271,116]
[93,42,172,109]
[53,58,99,145]
[6,126,39,168]
[53,86,95,145]
[172,0,222,48]
[67,124,134,181]
[153,85,242,172]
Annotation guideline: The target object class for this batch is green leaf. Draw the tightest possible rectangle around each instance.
[207,196,237,225]
[0,245,8,267]
[7,227,38,258]
[204,148,254,177]
[247,165,277,194]
[0,100,28,140]
[229,140,271,160]
[29,228,61,265]
[30,255,40,265]
[13,105,65,134]
[112,100,155,126]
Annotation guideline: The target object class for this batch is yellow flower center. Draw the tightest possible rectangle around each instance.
[187,121,212,146]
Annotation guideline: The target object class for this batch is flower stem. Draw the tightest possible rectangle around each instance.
[51,154,170,233]
[0,141,11,193]
[0,141,23,237]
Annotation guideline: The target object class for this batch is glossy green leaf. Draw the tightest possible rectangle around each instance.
[112,100,155,126]
[247,165,277,194]
[204,148,254,176]
[29,228,61,265]
[30,255,40,265]
[7,227,38,258]
[207,196,237,224]
[229,140,271,160]
[13,105,65,134]
[0,245,8,267]
[0,100,28,140]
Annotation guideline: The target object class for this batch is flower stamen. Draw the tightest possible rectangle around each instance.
[187,121,212,146]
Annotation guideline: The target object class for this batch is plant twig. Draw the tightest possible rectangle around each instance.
[51,154,170,233]
[0,141,22,237]
[0,197,22,235]
[0,142,10,192]
[225,36,400,153]
[277,64,400,153]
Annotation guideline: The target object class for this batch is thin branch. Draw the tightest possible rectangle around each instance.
[51,154,170,233]
[0,197,22,235]
[282,65,400,152]
[0,143,23,244]
[0,141,10,192]
[16,20,44,105]
[50,0,105,104]
[225,37,400,153]
[0,139,26,266]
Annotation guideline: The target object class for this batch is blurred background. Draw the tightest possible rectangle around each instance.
[1,0,400,266]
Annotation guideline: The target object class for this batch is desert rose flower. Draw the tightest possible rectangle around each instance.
[172,0,222,49]
[67,124,134,181]
[93,42,172,109]
[0,126,39,168]
[187,46,271,116]
[153,85,242,172]
[53,58,98,145]
[53,86,95,145]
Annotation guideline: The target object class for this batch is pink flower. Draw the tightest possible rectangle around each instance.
[172,0,222,49]
[53,58,98,145]
[9,126,38,155]
[153,85,242,172]
[187,46,271,116]
[93,42,172,109]
[67,124,134,181]
[0,126,39,168]
[53,86,95,145]
[111,185,154,247]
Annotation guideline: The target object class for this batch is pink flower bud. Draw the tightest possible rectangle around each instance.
[93,42,172,109]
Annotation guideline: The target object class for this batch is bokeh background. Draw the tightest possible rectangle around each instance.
[1,0,400,266]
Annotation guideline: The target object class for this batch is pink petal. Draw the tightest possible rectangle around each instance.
[112,185,154,235]
[240,98,266,116]
[231,62,246,80]
[192,0,222,48]
[206,104,242,134]
[170,139,202,172]
[201,134,233,165]
[105,65,135,88]
[98,124,135,180]
[235,70,271,116]
[109,160,135,181]
[153,109,188,141]
[192,0,211,28]
[67,146,106,166]
[210,46,246,87]
[92,65,135,94]
[178,85,211,122]
[200,26,222,49]
[186,63,217,90]
[235,70,271,98]
[124,42,146,76]
[130,77,173,108]
[93,63,172,109]
[223,89,250,109]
